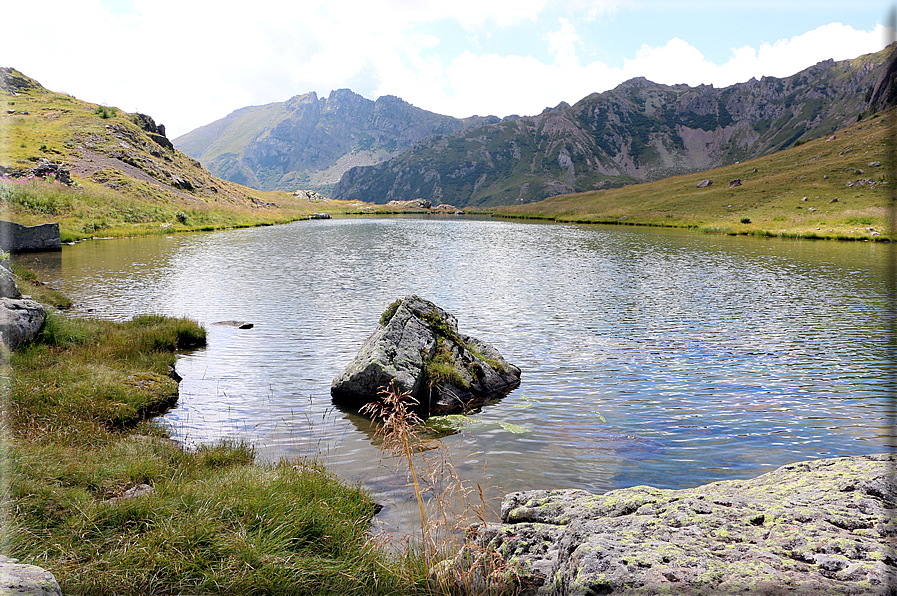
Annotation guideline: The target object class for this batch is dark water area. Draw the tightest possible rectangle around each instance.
[16,216,895,533]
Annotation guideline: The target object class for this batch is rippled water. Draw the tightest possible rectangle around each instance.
[16,217,895,532]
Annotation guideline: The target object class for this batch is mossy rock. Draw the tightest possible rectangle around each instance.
[332,295,520,415]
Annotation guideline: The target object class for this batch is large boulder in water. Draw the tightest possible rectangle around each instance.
[331,295,520,415]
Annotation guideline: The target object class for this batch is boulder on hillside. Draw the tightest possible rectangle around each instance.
[293,189,330,202]
[696,179,713,188]
[387,199,432,210]
[436,453,897,595]
[331,295,520,415]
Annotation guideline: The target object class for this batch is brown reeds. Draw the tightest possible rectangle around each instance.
[362,380,527,595]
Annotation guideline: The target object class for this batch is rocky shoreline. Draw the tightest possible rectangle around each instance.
[438,453,896,595]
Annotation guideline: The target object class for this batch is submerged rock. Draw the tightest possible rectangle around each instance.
[212,320,254,329]
[439,453,897,595]
[331,295,520,415]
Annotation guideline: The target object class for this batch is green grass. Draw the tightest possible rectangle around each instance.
[492,109,894,241]
[379,299,403,326]
[424,344,471,391]
[0,176,347,242]
[2,278,432,594]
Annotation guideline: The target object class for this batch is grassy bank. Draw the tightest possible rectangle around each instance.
[2,275,430,594]
[0,175,395,243]
[493,110,894,241]
[0,175,456,243]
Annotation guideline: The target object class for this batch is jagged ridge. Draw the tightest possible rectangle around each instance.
[332,44,896,208]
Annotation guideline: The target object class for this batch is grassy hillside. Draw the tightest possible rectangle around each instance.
[493,108,893,241]
[0,69,404,242]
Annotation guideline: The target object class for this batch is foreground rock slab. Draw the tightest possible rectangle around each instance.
[440,454,896,595]
[0,556,61,596]
[331,295,520,415]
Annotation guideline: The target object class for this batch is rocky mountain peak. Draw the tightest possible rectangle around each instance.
[175,86,481,193]
[0,68,45,95]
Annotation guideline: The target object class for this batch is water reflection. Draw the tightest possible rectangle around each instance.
[14,217,895,531]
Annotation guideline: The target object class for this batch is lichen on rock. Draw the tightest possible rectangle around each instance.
[331,295,520,415]
[440,453,897,595]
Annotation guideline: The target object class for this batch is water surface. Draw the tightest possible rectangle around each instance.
[17,217,895,531]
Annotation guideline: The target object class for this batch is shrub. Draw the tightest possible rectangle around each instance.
[740,217,752,224]
[94,105,118,119]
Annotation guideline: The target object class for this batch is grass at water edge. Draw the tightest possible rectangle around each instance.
[2,273,435,595]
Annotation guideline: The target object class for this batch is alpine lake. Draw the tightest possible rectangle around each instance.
[15,215,896,535]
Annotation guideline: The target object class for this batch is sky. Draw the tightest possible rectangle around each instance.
[1,1,893,139]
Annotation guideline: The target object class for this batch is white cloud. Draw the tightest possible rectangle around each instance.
[546,18,582,68]
[621,22,888,89]
[0,0,887,137]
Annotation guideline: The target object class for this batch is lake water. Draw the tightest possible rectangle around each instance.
[15,216,896,534]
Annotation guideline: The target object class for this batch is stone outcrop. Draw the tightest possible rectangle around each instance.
[0,556,61,596]
[293,189,330,201]
[0,158,73,186]
[0,221,61,253]
[437,453,896,595]
[331,295,520,415]
[387,198,432,209]
[0,265,45,350]
[132,113,173,150]
[432,203,464,214]
[0,297,46,350]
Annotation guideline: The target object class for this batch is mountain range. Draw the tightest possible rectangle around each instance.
[174,90,505,194]
[176,44,897,209]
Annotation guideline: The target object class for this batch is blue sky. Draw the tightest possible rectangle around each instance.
[1,1,891,138]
